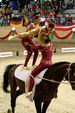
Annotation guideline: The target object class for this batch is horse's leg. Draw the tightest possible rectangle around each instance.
[10,85,17,113]
[42,101,51,113]
[34,100,42,113]
[15,89,23,99]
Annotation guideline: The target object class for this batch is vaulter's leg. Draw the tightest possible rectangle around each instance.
[24,51,32,66]
[42,101,51,113]
[34,99,42,113]
[32,50,38,66]
[21,39,32,67]
[26,63,47,97]
[26,75,34,97]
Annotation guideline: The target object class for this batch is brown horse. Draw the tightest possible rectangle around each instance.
[3,62,75,113]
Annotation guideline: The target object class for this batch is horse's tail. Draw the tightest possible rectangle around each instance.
[3,64,15,93]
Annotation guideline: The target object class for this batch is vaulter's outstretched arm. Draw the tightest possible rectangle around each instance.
[8,28,40,40]
[8,26,47,40]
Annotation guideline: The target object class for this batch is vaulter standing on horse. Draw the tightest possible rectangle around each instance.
[26,22,55,97]
[21,14,41,68]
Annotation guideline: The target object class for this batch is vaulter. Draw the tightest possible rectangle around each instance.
[26,22,55,97]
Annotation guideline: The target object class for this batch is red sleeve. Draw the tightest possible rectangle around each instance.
[37,45,45,51]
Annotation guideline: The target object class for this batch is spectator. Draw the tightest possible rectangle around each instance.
[40,15,45,26]
[3,16,8,26]
[23,14,29,26]
[28,13,33,24]
[7,5,11,17]
[60,14,67,25]
[30,11,34,17]
[7,15,10,26]
[45,0,50,10]
[49,11,55,22]
[28,2,32,12]
[36,5,41,14]
[59,0,62,9]
[45,17,50,26]
[24,5,28,16]
[41,6,46,16]
[52,0,57,4]
[37,0,41,9]
[0,17,3,26]
[54,1,57,7]
[50,11,55,18]
[32,3,36,13]
[49,0,53,9]
[0,0,73,26]
[1,6,5,16]
[67,0,73,9]
[55,14,60,24]
[0,10,4,17]
[62,1,67,10]
[54,5,59,18]
[12,0,17,10]
[67,14,73,25]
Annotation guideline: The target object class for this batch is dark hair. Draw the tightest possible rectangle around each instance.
[49,22,55,28]
[34,12,41,16]
[34,12,40,20]
[44,35,51,44]
[34,15,40,20]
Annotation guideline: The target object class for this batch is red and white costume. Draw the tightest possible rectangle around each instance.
[21,23,38,66]
[28,44,53,92]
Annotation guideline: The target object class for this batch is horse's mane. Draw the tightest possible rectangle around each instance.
[43,61,70,79]
[43,61,70,81]
[48,61,70,70]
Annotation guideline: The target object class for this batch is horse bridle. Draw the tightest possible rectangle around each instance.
[38,63,75,84]
[31,63,75,84]
[66,63,75,84]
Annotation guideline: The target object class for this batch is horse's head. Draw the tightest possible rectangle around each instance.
[65,63,75,90]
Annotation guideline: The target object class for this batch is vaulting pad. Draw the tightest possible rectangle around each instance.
[14,65,48,102]
[14,65,48,85]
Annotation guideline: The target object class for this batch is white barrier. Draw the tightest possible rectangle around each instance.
[0,51,41,58]
[0,52,13,58]
[62,47,75,53]
[23,51,41,55]
[23,51,27,55]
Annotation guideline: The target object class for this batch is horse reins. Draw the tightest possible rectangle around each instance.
[31,63,75,84]
[67,63,75,83]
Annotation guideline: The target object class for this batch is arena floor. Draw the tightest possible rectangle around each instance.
[0,27,75,113]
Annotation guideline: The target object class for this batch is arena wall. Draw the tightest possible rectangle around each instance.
[0,26,75,43]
